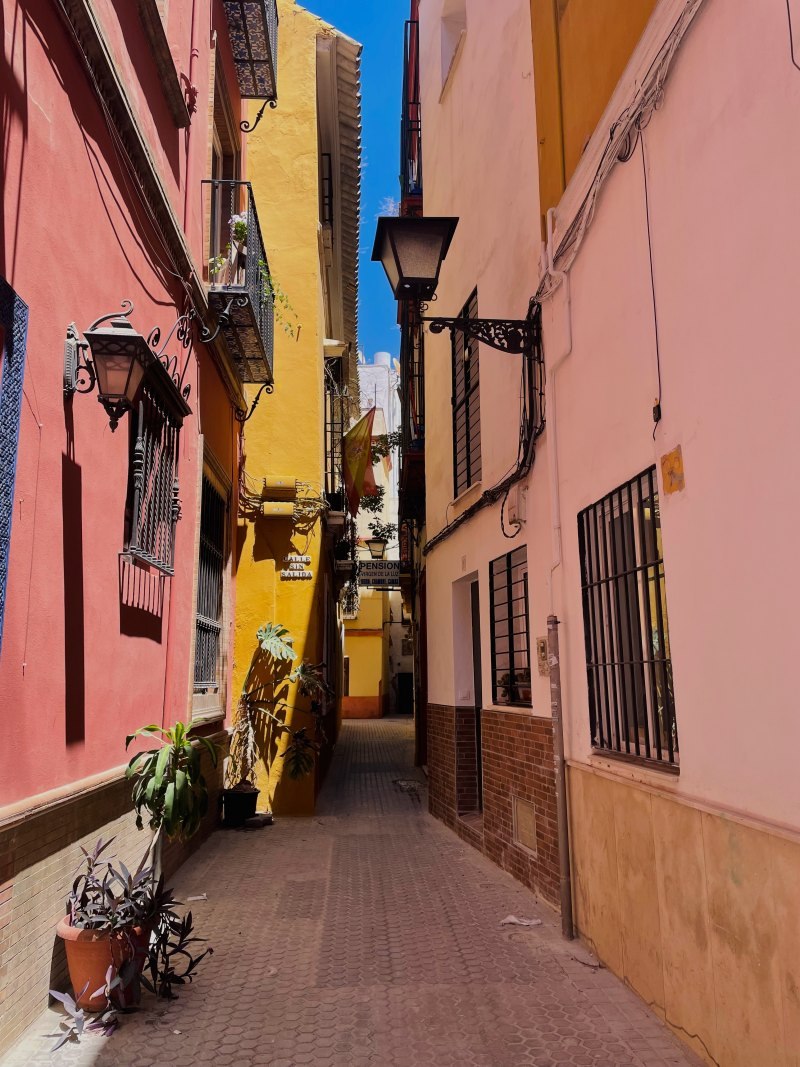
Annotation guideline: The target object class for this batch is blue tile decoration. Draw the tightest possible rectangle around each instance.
[0,278,29,656]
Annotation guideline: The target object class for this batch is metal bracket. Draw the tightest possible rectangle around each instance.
[422,314,536,355]
[240,98,278,134]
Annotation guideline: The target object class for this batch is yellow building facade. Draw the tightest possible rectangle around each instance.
[233,1,361,814]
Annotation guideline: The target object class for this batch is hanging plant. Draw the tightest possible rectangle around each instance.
[259,259,299,338]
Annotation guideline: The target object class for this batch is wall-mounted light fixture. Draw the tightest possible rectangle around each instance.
[365,537,387,560]
[64,301,153,431]
[64,301,194,431]
[371,215,537,354]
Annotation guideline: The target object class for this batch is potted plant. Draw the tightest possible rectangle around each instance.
[56,839,163,1012]
[125,722,218,849]
[223,623,297,826]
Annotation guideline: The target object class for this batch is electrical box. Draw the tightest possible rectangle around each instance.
[506,483,527,528]
[260,477,297,499]
[536,637,549,676]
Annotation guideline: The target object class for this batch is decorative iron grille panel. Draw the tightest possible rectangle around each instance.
[126,387,181,575]
[401,19,422,202]
[452,289,481,497]
[490,545,531,707]
[194,476,227,691]
[0,278,29,655]
[578,466,678,768]
[223,0,278,100]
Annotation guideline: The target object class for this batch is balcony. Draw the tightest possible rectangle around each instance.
[222,0,279,103]
[204,180,274,384]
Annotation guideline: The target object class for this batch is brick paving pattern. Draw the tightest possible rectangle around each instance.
[2,718,703,1067]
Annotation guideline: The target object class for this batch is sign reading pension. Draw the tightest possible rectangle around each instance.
[359,560,401,587]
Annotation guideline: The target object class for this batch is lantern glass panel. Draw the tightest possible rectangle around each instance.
[94,351,136,399]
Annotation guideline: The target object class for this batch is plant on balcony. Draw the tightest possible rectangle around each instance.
[367,519,397,544]
[259,258,299,338]
[358,484,385,515]
[371,431,402,464]
[229,212,248,244]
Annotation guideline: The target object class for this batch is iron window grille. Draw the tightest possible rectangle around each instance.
[320,152,333,227]
[125,386,181,575]
[194,475,227,691]
[578,466,678,770]
[452,289,481,497]
[490,545,531,707]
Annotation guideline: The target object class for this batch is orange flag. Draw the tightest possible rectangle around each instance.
[343,407,376,516]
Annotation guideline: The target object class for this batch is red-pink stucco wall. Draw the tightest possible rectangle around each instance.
[1,0,241,805]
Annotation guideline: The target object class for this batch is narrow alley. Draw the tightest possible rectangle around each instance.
[4,719,701,1067]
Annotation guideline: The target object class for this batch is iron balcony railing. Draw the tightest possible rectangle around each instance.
[223,0,279,103]
[324,359,346,509]
[204,179,274,383]
[400,19,422,205]
[399,302,424,453]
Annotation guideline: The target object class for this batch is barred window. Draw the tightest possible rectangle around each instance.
[490,545,531,707]
[194,475,227,692]
[452,289,481,497]
[125,387,181,575]
[578,466,678,770]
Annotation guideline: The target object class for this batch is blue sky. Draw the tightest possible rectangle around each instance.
[302,0,408,363]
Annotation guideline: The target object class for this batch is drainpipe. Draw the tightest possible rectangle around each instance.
[543,207,574,940]
[544,207,572,615]
[547,614,573,940]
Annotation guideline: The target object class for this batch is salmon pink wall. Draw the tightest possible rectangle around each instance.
[0,0,241,805]
[544,0,800,830]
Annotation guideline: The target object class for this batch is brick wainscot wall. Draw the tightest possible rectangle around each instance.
[427,704,559,906]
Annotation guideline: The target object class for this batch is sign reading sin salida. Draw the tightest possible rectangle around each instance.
[280,554,313,580]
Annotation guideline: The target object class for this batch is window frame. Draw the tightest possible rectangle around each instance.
[451,288,481,498]
[577,465,678,772]
[489,545,532,708]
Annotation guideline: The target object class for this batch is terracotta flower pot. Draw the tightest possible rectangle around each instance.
[56,917,150,1011]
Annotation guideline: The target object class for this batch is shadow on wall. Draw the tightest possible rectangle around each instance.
[119,558,165,641]
[62,436,86,744]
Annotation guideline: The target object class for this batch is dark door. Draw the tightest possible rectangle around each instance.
[470,580,484,811]
[397,672,414,714]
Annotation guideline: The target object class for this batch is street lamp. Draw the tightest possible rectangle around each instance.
[372,215,537,355]
[372,216,458,301]
[365,537,387,560]
[64,302,153,431]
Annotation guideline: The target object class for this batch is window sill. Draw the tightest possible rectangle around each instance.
[590,746,680,776]
[450,480,482,515]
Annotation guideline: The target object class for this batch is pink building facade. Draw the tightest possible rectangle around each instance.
[1,0,277,1050]
[412,0,800,1062]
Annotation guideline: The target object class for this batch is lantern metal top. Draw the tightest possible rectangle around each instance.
[371,216,458,302]
[365,537,387,560]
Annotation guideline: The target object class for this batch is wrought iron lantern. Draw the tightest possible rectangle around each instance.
[365,537,387,560]
[64,303,152,431]
[372,214,538,356]
[371,216,458,301]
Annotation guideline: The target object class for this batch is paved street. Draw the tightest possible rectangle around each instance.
[3,719,702,1067]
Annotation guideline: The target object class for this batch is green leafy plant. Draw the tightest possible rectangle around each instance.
[259,259,299,337]
[256,622,298,662]
[367,519,397,543]
[371,430,402,463]
[125,723,218,841]
[290,660,332,699]
[229,212,248,243]
[208,251,227,277]
[358,485,385,515]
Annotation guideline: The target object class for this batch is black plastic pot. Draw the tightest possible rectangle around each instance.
[221,788,260,828]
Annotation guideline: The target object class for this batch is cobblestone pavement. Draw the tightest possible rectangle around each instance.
[4,718,703,1067]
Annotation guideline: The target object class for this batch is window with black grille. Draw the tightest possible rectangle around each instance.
[194,475,227,692]
[125,387,181,575]
[578,466,678,769]
[490,546,531,707]
[452,289,481,497]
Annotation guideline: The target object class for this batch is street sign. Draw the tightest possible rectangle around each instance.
[359,560,401,587]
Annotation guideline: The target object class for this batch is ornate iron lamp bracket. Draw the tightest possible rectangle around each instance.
[240,98,278,134]
[422,315,536,355]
